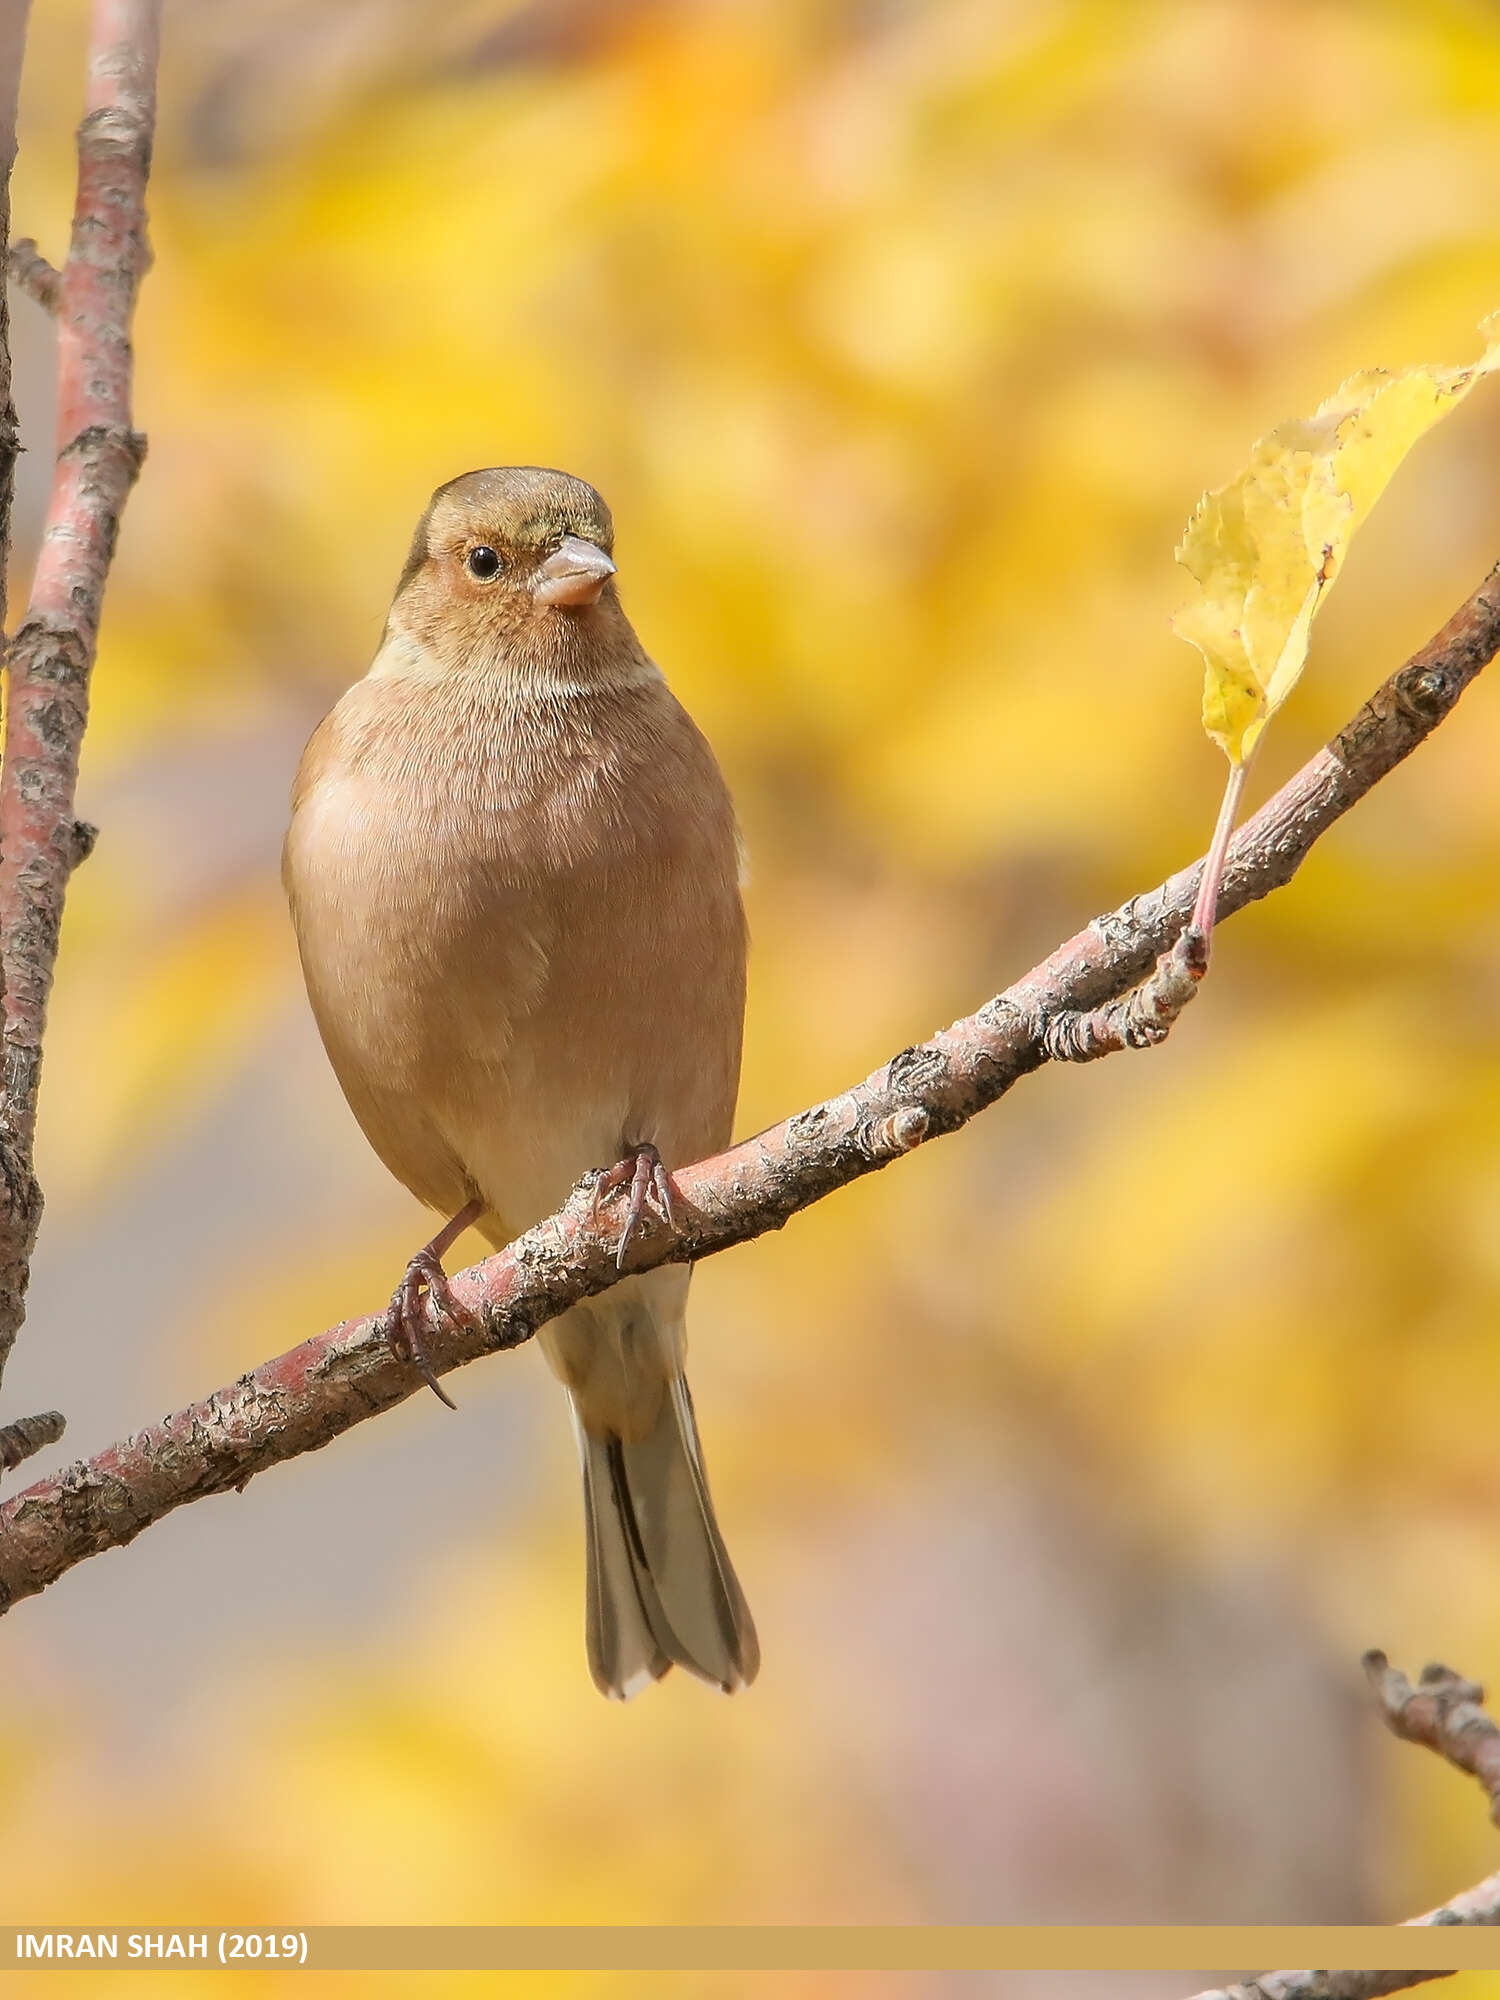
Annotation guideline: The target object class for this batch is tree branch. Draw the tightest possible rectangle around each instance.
[0,1406,60,1469]
[0,1,46,1475]
[0,4,34,637]
[1364,1653,1500,1829]
[0,0,158,1404]
[6,235,59,314]
[1184,1658,1500,2000]
[0,566,1495,1609]
[1179,1871,1500,1999]
[1190,1972,1452,2000]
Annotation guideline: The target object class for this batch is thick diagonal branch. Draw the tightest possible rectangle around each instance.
[0,567,1495,1610]
[0,0,158,1397]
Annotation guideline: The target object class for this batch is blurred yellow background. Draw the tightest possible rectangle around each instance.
[5,0,1500,1991]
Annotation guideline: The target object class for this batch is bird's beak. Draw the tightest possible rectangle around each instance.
[533,535,617,607]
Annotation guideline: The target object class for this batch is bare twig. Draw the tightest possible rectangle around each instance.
[1180,1868,1500,2000]
[1042,924,1207,1060]
[1364,1652,1500,1829]
[1417,1868,1500,1925]
[1184,1663,1500,2000]
[7,235,59,314]
[0,0,159,1396]
[0,1407,60,1470]
[0,567,1496,1612]
[1189,1974,1451,2000]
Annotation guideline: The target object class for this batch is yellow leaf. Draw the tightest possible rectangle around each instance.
[1175,315,1500,765]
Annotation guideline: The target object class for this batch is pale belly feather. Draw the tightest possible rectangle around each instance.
[284,676,745,1245]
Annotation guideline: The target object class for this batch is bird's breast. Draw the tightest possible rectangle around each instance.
[284,666,746,1224]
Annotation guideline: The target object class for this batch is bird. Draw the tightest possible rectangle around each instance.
[282,465,758,1699]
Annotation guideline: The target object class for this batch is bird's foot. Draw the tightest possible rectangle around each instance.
[593,1142,679,1270]
[382,1198,485,1410]
[383,1250,459,1410]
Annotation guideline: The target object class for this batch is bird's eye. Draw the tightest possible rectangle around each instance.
[466,545,504,580]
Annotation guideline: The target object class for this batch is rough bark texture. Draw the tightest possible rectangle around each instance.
[0,0,157,1395]
[1190,1975,1452,2000]
[1180,1869,1500,2000]
[1364,1653,1500,1830]
[0,1405,60,1468]
[0,0,32,638]
[7,236,59,313]
[1183,1662,1500,2000]
[0,566,1496,1613]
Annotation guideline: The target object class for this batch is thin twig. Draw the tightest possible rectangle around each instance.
[1179,1866,1500,2000]
[1184,1663,1500,2000]
[0,0,159,1397]
[1364,1652,1500,1829]
[0,567,1496,1611]
[6,235,59,314]
[0,1407,60,1470]
[1042,924,1208,1060]
[1189,1974,1451,2000]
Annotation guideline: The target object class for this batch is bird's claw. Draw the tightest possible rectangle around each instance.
[384,1248,459,1410]
[593,1142,679,1270]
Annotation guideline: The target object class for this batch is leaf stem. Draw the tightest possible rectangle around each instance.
[1190,755,1252,950]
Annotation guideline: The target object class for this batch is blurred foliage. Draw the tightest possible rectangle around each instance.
[5,0,1500,1979]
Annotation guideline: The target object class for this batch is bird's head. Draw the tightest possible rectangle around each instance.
[384,466,622,670]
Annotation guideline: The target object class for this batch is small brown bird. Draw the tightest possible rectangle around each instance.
[283,466,757,1698]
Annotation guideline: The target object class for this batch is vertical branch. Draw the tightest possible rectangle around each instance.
[0,0,33,637]
[0,0,159,1401]
[0,0,38,1478]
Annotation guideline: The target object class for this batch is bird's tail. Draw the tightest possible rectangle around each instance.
[572,1374,759,1699]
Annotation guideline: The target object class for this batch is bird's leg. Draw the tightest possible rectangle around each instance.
[383,1196,485,1410]
[593,1141,679,1270]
